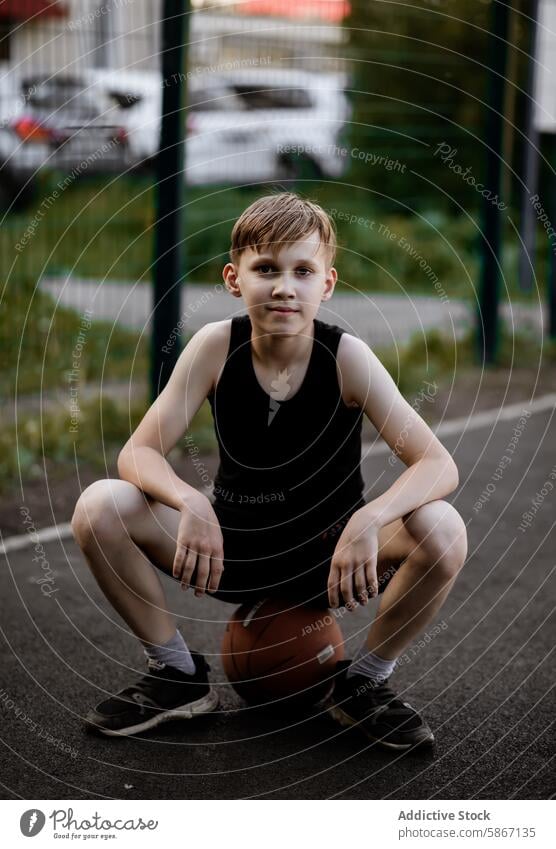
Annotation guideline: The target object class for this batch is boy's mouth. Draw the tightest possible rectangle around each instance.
[267,306,299,314]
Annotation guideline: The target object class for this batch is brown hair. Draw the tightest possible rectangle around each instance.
[229,192,336,266]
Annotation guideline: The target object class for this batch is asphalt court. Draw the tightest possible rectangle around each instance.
[0,405,554,799]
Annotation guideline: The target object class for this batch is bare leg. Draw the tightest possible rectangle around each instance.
[364,500,468,660]
[71,479,184,646]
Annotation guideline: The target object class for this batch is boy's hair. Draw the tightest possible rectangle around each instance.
[229,192,337,266]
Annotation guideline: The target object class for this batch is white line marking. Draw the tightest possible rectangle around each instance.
[1,522,73,554]
[361,393,555,456]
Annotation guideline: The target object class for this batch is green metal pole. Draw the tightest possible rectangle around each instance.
[518,0,540,293]
[150,0,189,402]
[477,0,512,365]
[547,134,556,339]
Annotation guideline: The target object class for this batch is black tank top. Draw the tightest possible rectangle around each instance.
[207,314,365,540]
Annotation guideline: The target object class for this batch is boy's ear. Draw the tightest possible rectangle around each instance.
[222,262,242,298]
[321,266,337,301]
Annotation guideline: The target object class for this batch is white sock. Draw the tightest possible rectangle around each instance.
[346,643,397,685]
[142,629,196,675]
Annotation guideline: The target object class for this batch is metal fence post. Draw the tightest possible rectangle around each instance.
[150,0,190,402]
[547,133,556,339]
[518,0,540,293]
[477,0,511,365]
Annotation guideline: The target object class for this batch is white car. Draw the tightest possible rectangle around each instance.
[90,67,351,184]
[86,68,162,167]
[184,68,351,184]
[0,65,350,206]
[0,70,131,207]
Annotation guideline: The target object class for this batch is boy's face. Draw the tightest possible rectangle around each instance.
[223,231,337,327]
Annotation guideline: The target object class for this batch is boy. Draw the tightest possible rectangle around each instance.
[71,192,467,749]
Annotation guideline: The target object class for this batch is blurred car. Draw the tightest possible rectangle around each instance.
[184,68,351,184]
[90,67,351,185]
[0,65,351,207]
[0,72,130,208]
[86,68,162,169]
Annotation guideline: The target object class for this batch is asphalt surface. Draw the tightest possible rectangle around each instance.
[1,407,554,800]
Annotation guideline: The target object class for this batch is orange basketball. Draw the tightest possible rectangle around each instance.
[221,597,344,708]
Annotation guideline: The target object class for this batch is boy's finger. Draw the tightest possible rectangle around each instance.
[172,543,186,580]
[364,561,378,596]
[207,555,224,593]
[327,565,340,607]
[193,552,211,596]
[353,565,368,603]
[180,548,198,590]
[340,568,355,608]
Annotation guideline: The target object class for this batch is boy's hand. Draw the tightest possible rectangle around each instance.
[173,494,224,597]
[327,510,379,610]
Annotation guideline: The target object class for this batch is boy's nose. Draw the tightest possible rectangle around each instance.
[271,274,296,295]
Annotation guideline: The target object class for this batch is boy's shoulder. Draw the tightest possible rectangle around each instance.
[195,319,233,396]
[332,322,369,366]
[204,317,233,340]
[335,330,371,409]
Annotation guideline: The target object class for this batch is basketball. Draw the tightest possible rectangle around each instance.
[221,597,345,708]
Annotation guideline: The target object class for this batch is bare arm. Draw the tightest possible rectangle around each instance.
[117,321,224,511]
[116,320,230,597]
[119,446,200,512]
[339,333,458,529]
[327,334,459,608]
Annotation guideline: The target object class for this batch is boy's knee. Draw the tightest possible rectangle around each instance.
[71,478,144,549]
[405,500,467,578]
[431,503,467,577]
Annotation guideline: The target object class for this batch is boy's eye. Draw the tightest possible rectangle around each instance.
[254,264,313,276]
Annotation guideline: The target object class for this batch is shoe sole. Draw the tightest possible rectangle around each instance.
[87,686,219,738]
[327,703,435,751]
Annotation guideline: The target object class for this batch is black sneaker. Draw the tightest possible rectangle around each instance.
[327,659,435,750]
[84,650,219,737]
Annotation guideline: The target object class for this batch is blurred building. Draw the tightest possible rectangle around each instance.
[0,0,349,74]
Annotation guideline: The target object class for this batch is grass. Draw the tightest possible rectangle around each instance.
[3,171,155,282]
[0,276,149,397]
[0,391,215,494]
[378,323,555,400]
[1,173,549,301]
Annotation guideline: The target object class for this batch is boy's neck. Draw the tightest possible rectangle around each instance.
[248,312,316,371]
